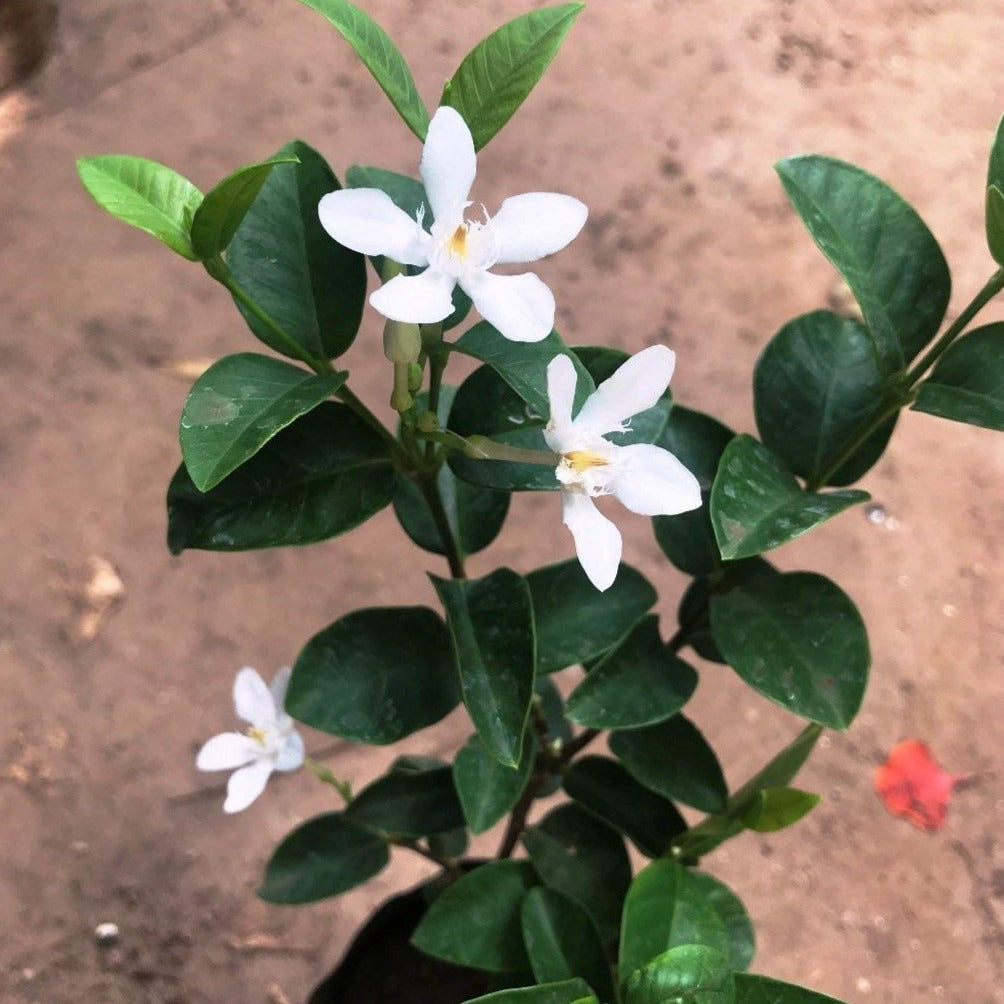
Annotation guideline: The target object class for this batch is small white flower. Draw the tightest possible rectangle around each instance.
[544,346,702,591]
[196,666,305,813]
[318,106,588,343]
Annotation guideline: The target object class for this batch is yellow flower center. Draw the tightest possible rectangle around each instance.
[247,726,267,745]
[448,224,468,259]
[564,450,610,472]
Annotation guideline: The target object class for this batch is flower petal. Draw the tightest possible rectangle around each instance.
[318,188,430,266]
[491,193,588,264]
[574,345,676,435]
[561,491,623,592]
[462,271,554,343]
[370,269,456,323]
[275,728,306,772]
[224,759,274,813]
[233,666,276,727]
[544,354,577,450]
[420,106,476,223]
[269,666,292,710]
[610,443,702,516]
[196,731,261,771]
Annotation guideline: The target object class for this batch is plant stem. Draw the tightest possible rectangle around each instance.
[417,472,466,579]
[391,837,462,878]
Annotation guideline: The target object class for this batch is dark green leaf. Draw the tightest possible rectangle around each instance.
[536,676,572,747]
[179,353,343,491]
[986,185,1004,265]
[733,974,846,1004]
[566,615,697,729]
[527,559,656,674]
[411,860,537,972]
[441,4,584,150]
[522,803,630,943]
[228,140,366,360]
[912,321,1004,431]
[711,436,868,560]
[775,155,950,370]
[166,402,395,553]
[521,888,615,1004]
[754,310,895,486]
[190,154,297,259]
[287,606,459,743]
[258,812,388,903]
[710,568,869,728]
[611,716,727,814]
[688,873,755,972]
[987,115,1004,261]
[345,764,463,837]
[454,733,534,834]
[677,579,725,665]
[433,569,536,766]
[295,0,429,140]
[77,155,203,260]
[626,945,735,1004]
[620,860,731,983]
[563,756,686,858]
[740,786,820,833]
[461,979,597,1004]
[654,406,736,576]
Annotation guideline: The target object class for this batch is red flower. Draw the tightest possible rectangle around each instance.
[874,739,965,831]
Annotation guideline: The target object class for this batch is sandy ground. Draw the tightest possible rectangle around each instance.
[1,1,1003,1002]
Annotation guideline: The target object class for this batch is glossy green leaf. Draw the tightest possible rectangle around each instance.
[710,568,869,728]
[522,803,630,943]
[620,860,731,984]
[741,786,820,833]
[536,676,572,748]
[411,860,537,972]
[654,406,736,576]
[179,353,343,491]
[77,155,203,260]
[733,974,846,1004]
[295,0,429,140]
[776,155,950,370]
[227,140,366,360]
[190,154,297,259]
[433,569,535,766]
[287,606,459,743]
[527,559,656,674]
[166,403,395,553]
[611,716,727,814]
[461,979,597,1004]
[986,185,1004,265]
[454,732,534,834]
[258,812,388,904]
[677,579,725,665]
[566,616,697,729]
[345,764,464,837]
[441,4,583,150]
[689,873,755,972]
[912,322,1004,431]
[521,888,615,1004]
[563,756,686,858]
[754,311,895,486]
[711,436,868,560]
[626,945,735,1004]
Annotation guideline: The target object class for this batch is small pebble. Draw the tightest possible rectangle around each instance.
[94,922,119,946]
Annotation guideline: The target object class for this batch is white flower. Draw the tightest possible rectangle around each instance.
[196,666,305,813]
[544,346,702,591]
[318,106,588,343]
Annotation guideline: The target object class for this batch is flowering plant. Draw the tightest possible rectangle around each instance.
[77,2,1004,1002]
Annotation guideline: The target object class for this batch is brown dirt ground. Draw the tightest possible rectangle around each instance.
[1,1,1003,1002]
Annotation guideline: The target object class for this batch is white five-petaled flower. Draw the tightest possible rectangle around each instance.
[196,666,305,813]
[318,106,588,343]
[545,345,702,592]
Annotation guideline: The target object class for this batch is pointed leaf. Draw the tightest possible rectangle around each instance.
[77,155,203,259]
[987,115,1004,260]
[179,353,344,491]
[754,311,895,486]
[411,860,537,972]
[733,974,847,1004]
[566,615,697,729]
[740,786,820,833]
[166,402,395,552]
[912,321,1004,431]
[287,606,459,744]
[462,979,597,1004]
[433,569,536,766]
[454,733,534,834]
[295,0,429,140]
[345,764,464,837]
[190,154,298,259]
[258,812,388,904]
[711,435,868,560]
[775,155,950,370]
[626,945,735,1004]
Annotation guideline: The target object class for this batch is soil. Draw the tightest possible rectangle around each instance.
[1,1,1003,1002]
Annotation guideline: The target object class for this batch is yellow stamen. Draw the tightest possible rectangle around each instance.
[564,450,609,472]
[247,726,267,745]
[448,224,468,258]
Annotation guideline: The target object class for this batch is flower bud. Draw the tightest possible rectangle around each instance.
[383,319,422,365]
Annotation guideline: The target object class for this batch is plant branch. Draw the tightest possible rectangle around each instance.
[416,472,466,579]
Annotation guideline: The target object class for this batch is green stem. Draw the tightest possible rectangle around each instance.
[417,472,466,579]
[336,384,408,463]
[390,836,462,878]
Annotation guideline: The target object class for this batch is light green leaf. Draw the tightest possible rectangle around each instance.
[461,979,598,1004]
[626,945,735,1004]
[740,786,820,833]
